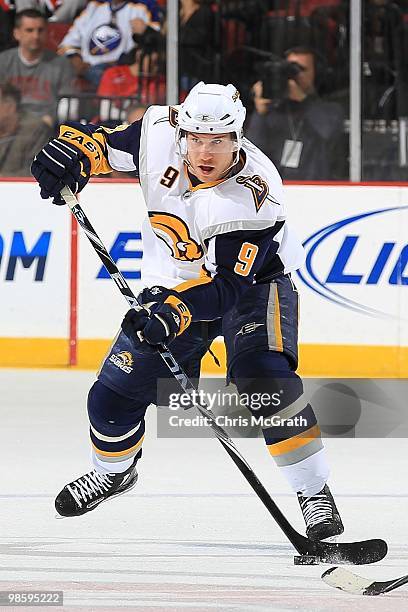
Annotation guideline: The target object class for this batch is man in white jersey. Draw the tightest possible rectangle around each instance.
[31,82,344,541]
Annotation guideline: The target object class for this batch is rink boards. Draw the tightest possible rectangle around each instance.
[0,179,407,376]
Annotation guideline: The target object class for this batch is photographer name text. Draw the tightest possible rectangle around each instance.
[167,414,308,428]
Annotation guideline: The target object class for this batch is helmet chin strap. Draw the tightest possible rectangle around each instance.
[229,148,241,171]
[218,150,241,178]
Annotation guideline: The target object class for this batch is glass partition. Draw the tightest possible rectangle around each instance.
[361,0,408,181]
[209,0,350,180]
[1,0,407,181]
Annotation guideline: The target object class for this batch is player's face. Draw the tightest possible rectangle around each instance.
[186,133,236,182]
[14,17,47,54]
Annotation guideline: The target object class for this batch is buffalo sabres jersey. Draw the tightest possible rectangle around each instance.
[58,0,160,66]
[58,105,305,322]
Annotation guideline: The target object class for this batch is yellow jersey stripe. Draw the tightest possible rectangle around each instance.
[92,435,145,457]
[174,276,212,293]
[274,283,283,352]
[267,425,321,457]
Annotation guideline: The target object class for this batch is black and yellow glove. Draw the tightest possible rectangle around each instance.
[31,122,110,203]
[122,289,192,347]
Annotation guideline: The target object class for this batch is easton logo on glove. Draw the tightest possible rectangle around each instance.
[171,312,181,326]
[58,124,112,175]
[60,129,101,161]
[164,295,192,334]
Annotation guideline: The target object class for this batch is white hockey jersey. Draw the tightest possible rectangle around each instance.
[58,104,305,321]
[140,106,304,287]
[58,0,160,66]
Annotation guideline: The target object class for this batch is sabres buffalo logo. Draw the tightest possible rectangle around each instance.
[117,351,133,365]
[109,351,134,374]
[89,24,121,56]
[148,212,203,261]
[236,174,269,212]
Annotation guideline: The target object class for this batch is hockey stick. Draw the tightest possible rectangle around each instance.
[322,567,408,595]
[60,186,387,565]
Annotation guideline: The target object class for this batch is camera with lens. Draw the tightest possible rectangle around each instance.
[257,59,304,100]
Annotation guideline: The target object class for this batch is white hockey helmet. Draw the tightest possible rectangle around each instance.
[176,82,246,162]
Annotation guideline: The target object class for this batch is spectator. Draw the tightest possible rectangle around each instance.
[246,46,346,180]
[179,0,214,91]
[0,0,15,52]
[14,1,88,22]
[0,9,75,126]
[58,0,161,89]
[0,81,52,176]
[363,0,404,119]
[97,50,166,107]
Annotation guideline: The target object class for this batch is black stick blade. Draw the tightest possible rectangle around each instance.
[319,538,388,565]
[297,538,387,565]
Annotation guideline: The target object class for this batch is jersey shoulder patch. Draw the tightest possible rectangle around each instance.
[149,105,180,128]
[235,174,279,212]
[169,106,179,128]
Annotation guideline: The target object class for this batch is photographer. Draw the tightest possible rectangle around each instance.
[246,46,347,180]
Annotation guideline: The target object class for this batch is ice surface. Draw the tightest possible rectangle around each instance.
[1,369,407,610]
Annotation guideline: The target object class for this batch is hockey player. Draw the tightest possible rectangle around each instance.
[31,82,344,541]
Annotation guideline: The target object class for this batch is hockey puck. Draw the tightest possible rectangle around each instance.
[293,555,320,565]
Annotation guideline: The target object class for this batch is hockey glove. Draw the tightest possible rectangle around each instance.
[121,306,151,347]
[31,138,91,204]
[122,293,192,347]
[137,285,176,307]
